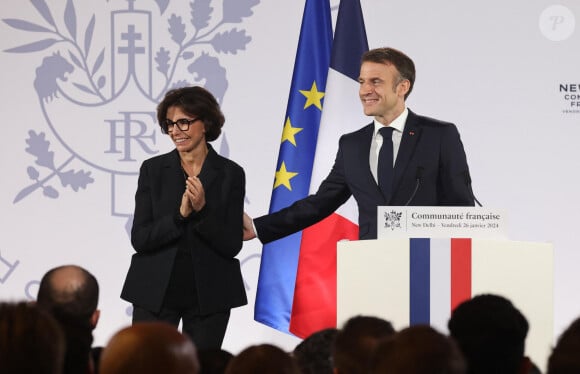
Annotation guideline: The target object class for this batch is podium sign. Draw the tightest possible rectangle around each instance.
[377,206,508,239]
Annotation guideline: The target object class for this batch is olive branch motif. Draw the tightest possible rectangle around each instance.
[4,0,258,203]
[3,0,258,102]
[13,131,94,203]
[3,0,107,100]
[155,0,258,102]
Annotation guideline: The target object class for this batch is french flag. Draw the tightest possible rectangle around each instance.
[254,0,368,338]
[254,0,333,335]
[289,0,369,338]
[335,238,475,332]
[407,238,472,330]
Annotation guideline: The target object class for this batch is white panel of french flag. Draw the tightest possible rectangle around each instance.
[337,238,554,369]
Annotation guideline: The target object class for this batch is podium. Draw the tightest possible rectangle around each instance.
[336,207,554,370]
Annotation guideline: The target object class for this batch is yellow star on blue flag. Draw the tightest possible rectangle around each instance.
[299,81,325,110]
[281,117,303,146]
[274,161,299,191]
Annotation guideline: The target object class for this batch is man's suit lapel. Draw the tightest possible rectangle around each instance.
[353,124,385,200]
[392,110,422,200]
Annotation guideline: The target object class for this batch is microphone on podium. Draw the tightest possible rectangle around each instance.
[404,166,424,206]
[463,170,482,207]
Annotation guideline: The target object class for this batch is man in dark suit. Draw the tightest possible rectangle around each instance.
[244,47,474,242]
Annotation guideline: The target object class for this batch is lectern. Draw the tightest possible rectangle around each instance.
[336,207,553,369]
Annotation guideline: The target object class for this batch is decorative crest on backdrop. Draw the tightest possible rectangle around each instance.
[4,0,258,232]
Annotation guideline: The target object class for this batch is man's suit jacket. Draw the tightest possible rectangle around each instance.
[121,144,247,314]
[255,109,474,241]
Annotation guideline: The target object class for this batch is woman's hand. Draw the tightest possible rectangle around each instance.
[185,176,206,212]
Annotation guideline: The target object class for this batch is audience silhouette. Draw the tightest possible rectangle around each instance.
[37,264,100,374]
[224,343,300,374]
[448,294,532,374]
[332,315,396,374]
[99,321,200,374]
[369,324,466,374]
[0,301,65,374]
[293,327,338,374]
[7,267,580,374]
[198,347,234,374]
[547,316,580,374]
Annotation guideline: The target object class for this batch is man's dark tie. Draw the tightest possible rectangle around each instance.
[378,126,394,202]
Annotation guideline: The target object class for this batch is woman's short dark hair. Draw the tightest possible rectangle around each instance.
[361,47,416,100]
[157,86,224,141]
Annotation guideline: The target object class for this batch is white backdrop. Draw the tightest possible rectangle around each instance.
[1,0,579,368]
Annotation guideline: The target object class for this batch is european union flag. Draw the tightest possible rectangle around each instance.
[254,0,332,334]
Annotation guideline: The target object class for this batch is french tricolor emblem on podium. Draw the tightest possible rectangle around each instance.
[337,237,553,367]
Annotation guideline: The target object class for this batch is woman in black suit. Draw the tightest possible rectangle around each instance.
[121,86,247,349]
